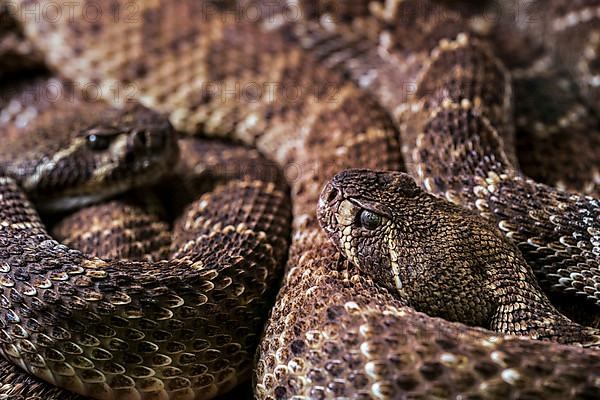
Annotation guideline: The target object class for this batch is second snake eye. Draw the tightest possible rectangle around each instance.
[358,209,382,230]
[86,134,112,151]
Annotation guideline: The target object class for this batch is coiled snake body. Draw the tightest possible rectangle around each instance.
[0,0,599,399]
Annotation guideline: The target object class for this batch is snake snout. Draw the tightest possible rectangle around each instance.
[318,182,341,217]
[317,182,342,238]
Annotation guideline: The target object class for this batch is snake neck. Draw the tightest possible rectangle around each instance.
[491,287,600,347]
[480,241,600,347]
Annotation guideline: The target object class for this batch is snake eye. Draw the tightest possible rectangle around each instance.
[86,134,111,151]
[358,209,382,230]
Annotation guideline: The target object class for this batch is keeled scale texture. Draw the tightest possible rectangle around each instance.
[289,0,600,309]
[3,0,600,398]
[52,197,172,262]
[316,169,600,346]
[0,133,291,400]
[257,231,600,399]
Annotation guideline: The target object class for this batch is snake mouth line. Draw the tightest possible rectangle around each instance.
[34,159,173,213]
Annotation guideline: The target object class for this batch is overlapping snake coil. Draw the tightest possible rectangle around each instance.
[0,0,598,399]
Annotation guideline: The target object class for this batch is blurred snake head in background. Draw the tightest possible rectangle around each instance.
[0,102,179,212]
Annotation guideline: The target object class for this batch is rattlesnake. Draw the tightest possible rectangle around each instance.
[317,169,599,345]
[0,75,294,400]
[0,0,598,399]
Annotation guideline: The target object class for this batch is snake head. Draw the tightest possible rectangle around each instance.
[317,169,526,326]
[0,102,179,212]
[317,169,422,296]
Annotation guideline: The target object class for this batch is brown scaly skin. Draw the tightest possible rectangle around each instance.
[284,0,600,309]
[317,169,599,347]
[297,0,600,194]
[0,73,291,399]
[2,0,599,398]
[0,136,287,400]
[406,95,600,307]
[544,0,600,112]
[0,360,84,400]
[481,0,600,196]
[52,197,172,262]
[298,0,600,113]
[0,197,172,400]
[0,175,291,400]
[0,98,180,212]
[169,138,288,221]
[0,75,79,143]
[436,1,600,198]
[0,70,293,398]
[0,3,44,75]
[256,234,600,399]
[512,68,600,197]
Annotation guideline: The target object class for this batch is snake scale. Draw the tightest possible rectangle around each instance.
[0,0,598,399]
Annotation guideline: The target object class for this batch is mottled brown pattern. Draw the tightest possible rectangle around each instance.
[480,1,600,195]
[0,69,292,399]
[0,118,290,399]
[292,0,600,309]
[318,169,599,346]
[0,3,44,75]
[513,68,600,196]
[0,76,180,212]
[52,197,172,262]
[0,0,597,399]
[0,176,291,400]
[0,76,82,142]
[0,359,83,400]
[256,230,600,400]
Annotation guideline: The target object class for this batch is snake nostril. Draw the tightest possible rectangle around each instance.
[326,187,339,204]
